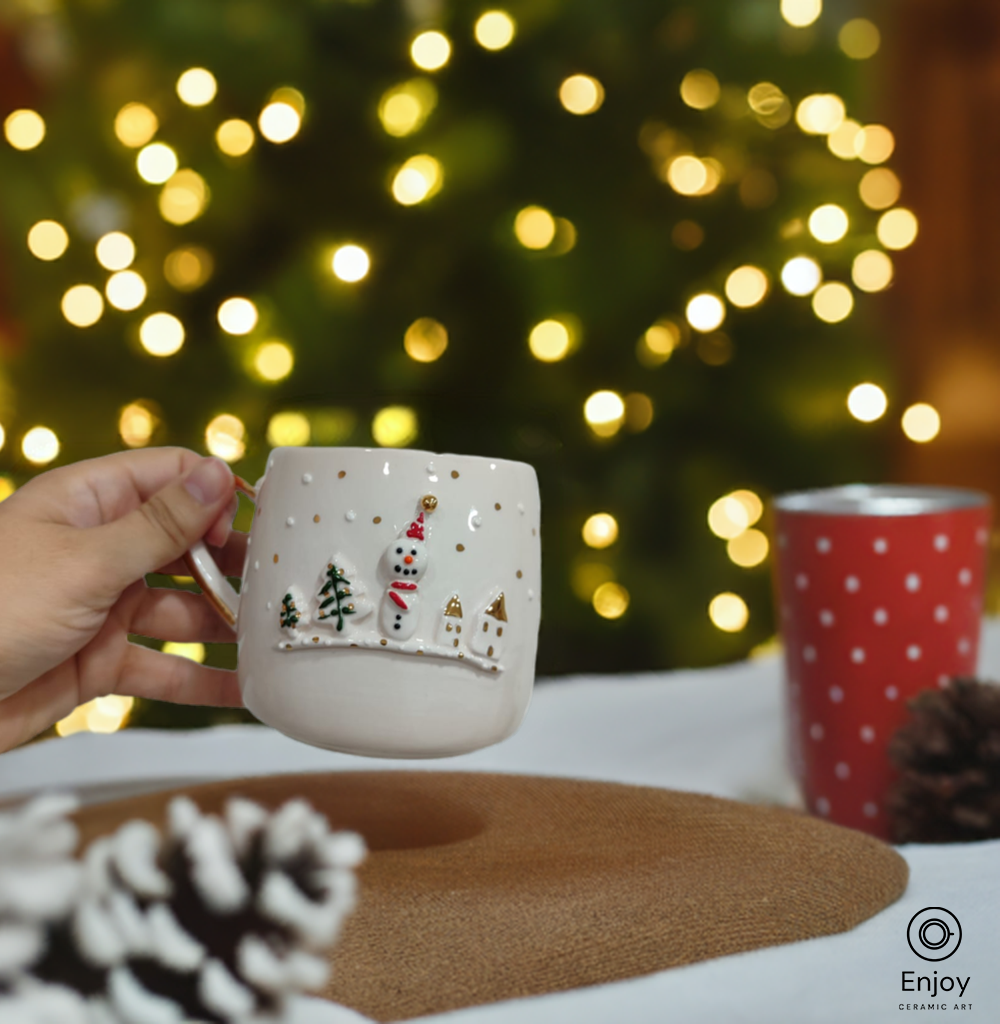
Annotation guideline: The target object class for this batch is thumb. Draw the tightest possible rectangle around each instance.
[94,457,235,590]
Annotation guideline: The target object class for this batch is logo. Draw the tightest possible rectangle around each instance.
[907,907,962,962]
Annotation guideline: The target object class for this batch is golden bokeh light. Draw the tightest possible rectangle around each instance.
[666,155,708,196]
[162,642,207,662]
[474,11,516,50]
[839,18,881,60]
[637,320,680,366]
[877,207,919,250]
[795,94,845,135]
[730,489,764,526]
[378,79,438,137]
[270,87,306,116]
[747,83,791,129]
[136,142,178,184]
[528,318,573,362]
[216,119,255,157]
[164,246,213,291]
[685,293,725,332]
[27,220,69,261]
[22,426,60,465]
[205,414,246,462]
[95,231,135,271]
[159,169,209,225]
[0,424,4,452]
[411,31,451,71]
[372,405,418,446]
[404,317,449,363]
[571,560,614,602]
[582,513,619,549]
[514,206,557,250]
[625,392,654,432]
[0,476,14,502]
[780,256,822,296]
[780,0,822,28]
[725,266,769,308]
[680,70,720,110]
[176,68,217,107]
[812,281,854,323]
[331,244,370,282]
[559,74,605,115]
[827,119,862,160]
[267,411,311,447]
[901,403,941,443]
[105,271,147,312]
[854,125,894,164]
[852,249,894,292]
[808,204,849,244]
[593,581,630,620]
[119,401,158,448]
[56,695,134,737]
[709,592,749,632]
[708,495,750,540]
[253,340,295,381]
[114,103,158,148]
[584,390,625,437]
[139,312,185,357]
[727,528,769,568]
[391,154,443,205]
[847,382,888,422]
[859,168,901,210]
[217,297,258,336]
[4,109,45,150]
[258,102,301,144]
[61,285,104,328]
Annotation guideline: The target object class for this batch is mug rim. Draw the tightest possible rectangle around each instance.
[773,483,990,517]
[266,446,535,472]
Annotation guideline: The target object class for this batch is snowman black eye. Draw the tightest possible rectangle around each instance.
[396,547,403,554]
[410,549,417,556]
[394,564,402,572]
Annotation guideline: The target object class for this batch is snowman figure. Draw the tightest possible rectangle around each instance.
[379,512,429,641]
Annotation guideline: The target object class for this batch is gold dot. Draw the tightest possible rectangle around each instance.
[456,625,462,634]
[497,627,503,637]
[491,666,498,672]
[417,649,424,655]
[516,570,523,578]
[373,516,382,524]
[456,543,465,551]
[350,643,359,648]
[421,494,438,511]
[338,470,346,478]
[459,652,465,659]
[451,470,460,478]
[273,554,279,563]
[312,637,319,643]
[380,638,388,646]
[446,623,453,632]
[453,638,459,648]
[488,645,494,657]
[495,502,502,510]
[483,622,489,632]
[532,528,537,536]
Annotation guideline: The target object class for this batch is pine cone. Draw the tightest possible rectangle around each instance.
[888,678,1000,843]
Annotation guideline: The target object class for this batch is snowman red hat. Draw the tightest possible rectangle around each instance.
[406,513,426,541]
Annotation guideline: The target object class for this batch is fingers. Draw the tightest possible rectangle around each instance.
[130,589,238,643]
[153,530,249,577]
[205,494,239,549]
[89,457,236,594]
[118,643,243,708]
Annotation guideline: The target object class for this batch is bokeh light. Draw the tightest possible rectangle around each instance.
[372,406,418,446]
[727,529,769,568]
[4,109,45,150]
[164,247,213,291]
[217,297,258,335]
[61,285,104,328]
[514,206,557,249]
[852,249,894,292]
[559,74,604,115]
[205,414,246,462]
[812,282,854,323]
[404,318,449,362]
[267,411,311,447]
[808,204,849,243]
[258,103,301,144]
[847,383,888,422]
[877,208,919,250]
[216,119,255,156]
[254,341,295,381]
[686,293,726,332]
[708,495,750,540]
[391,154,442,205]
[119,401,158,447]
[161,642,207,662]
[839,19,881,60]
[0,476,14,502]
[331,244,370,282]
[859,168,901,210]
[378,79,437,137]
[827,119,862,160]
[114,103,158,148]
[592,581,629,620]
[22,426,60,465]
[27,220,69,261]
[680,70,720,110]
[730,489,764,526]
[105,271,147,311]
[139,313,185,357]
[136,143,178,184]
[747,83,791,129]
[411,31,451,71]
[667,155,709,196]
[625,392,654,431]
[725,266,769,308]
[901,403,941,443]
[709,593,749,632]
[795,94,845,135]
[582,513,619,549]
[56,695,134,737]
[176,68,217,107]
[781,256,822,296]
[529,318,574,362]
[474,11,516,50]
[159,169,209,225]
[780,0,822,29]
[854,125,895,164]
[637,320,680,366]
[96,232,135,271]
[584,390,625,437]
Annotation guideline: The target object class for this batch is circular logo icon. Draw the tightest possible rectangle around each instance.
[907,907,962,961]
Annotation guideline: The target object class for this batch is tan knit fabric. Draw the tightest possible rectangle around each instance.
[75,772,908,1021]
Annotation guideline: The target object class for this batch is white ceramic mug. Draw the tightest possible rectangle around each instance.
[185,447,542,758]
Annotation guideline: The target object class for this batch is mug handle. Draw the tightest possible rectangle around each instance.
[182,475,257,630]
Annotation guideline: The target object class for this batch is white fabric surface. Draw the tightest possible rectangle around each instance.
[3,625,1000,1023]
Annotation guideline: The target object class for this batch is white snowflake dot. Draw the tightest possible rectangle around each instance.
[816,537,832,554]
[795,573,809,590]
[959,568,972,586]
[905,573,921,592]
[958,637,971,655]
[472,515,483,528]
[809,723,825,741]
[873,538,888,554]
[906,644,922,661]
[266,601,273,610]
[938,675,950,689]
[835,762,851,780]
[873,607,889,626]
[286,517,295,527]
[851,647,866,664]
[862,802,878,819]
[517,502,526,515]
[302,473,312,484]
[345,510,357,522]
[803,645,817,663]
[815,797,831,816]
[845,575,860,593]
[528,589,536,600]
[253,560,260,571]
[977,527,988,545]
[860,725,875,743]
[829,685,844,703]
[778,533,788,548]
[819,609,835,627]
[934,533,949,552]
[885,685,899,700]
[934,605,949,623]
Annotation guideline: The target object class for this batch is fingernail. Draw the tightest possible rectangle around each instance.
[184,457,233,505]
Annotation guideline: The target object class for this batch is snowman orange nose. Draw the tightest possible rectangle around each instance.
[404,555,414,564]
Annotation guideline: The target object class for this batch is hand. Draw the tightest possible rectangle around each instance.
[0,448,247,752]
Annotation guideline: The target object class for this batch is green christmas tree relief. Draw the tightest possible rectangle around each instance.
[279,593,300,630]
[318,562,357,632]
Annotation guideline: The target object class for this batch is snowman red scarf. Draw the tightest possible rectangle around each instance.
[388,582,417,609]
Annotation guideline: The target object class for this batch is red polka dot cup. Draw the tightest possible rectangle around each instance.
[773,485,991,839]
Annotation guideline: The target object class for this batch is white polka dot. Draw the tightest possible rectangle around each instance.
[778,533,788,548]
[809,723,825,741]
[958,637,971,655]
[345,510,356,521]
[253,559,260,571]
[829,685,844,703]
[906,644,922,661]
[905,573,921,592]
[819,609,835,627]
[873,537,888,554]
[803,645,817,663]
[835,762,850,780]
[851,647,866,664]
[862,802,878,819]
[860,725,875,743]
[816,537,832,554]
[266,600,273,610]
[977,527,988,545]
[518,503,526,515]
[934,605,949,623]
[302,473,312,484]
[796,573,809,590]
[873,607,889,625]
[959,568,972,586]
[472,515,483,527]
[938,675,950,688]
[845,575,860,593]
[815,797,831,816]
[934,534,949,551]
[885,685,899,700]
[286,516,295,527]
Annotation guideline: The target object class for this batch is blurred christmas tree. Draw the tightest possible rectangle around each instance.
[0,0,910,732]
